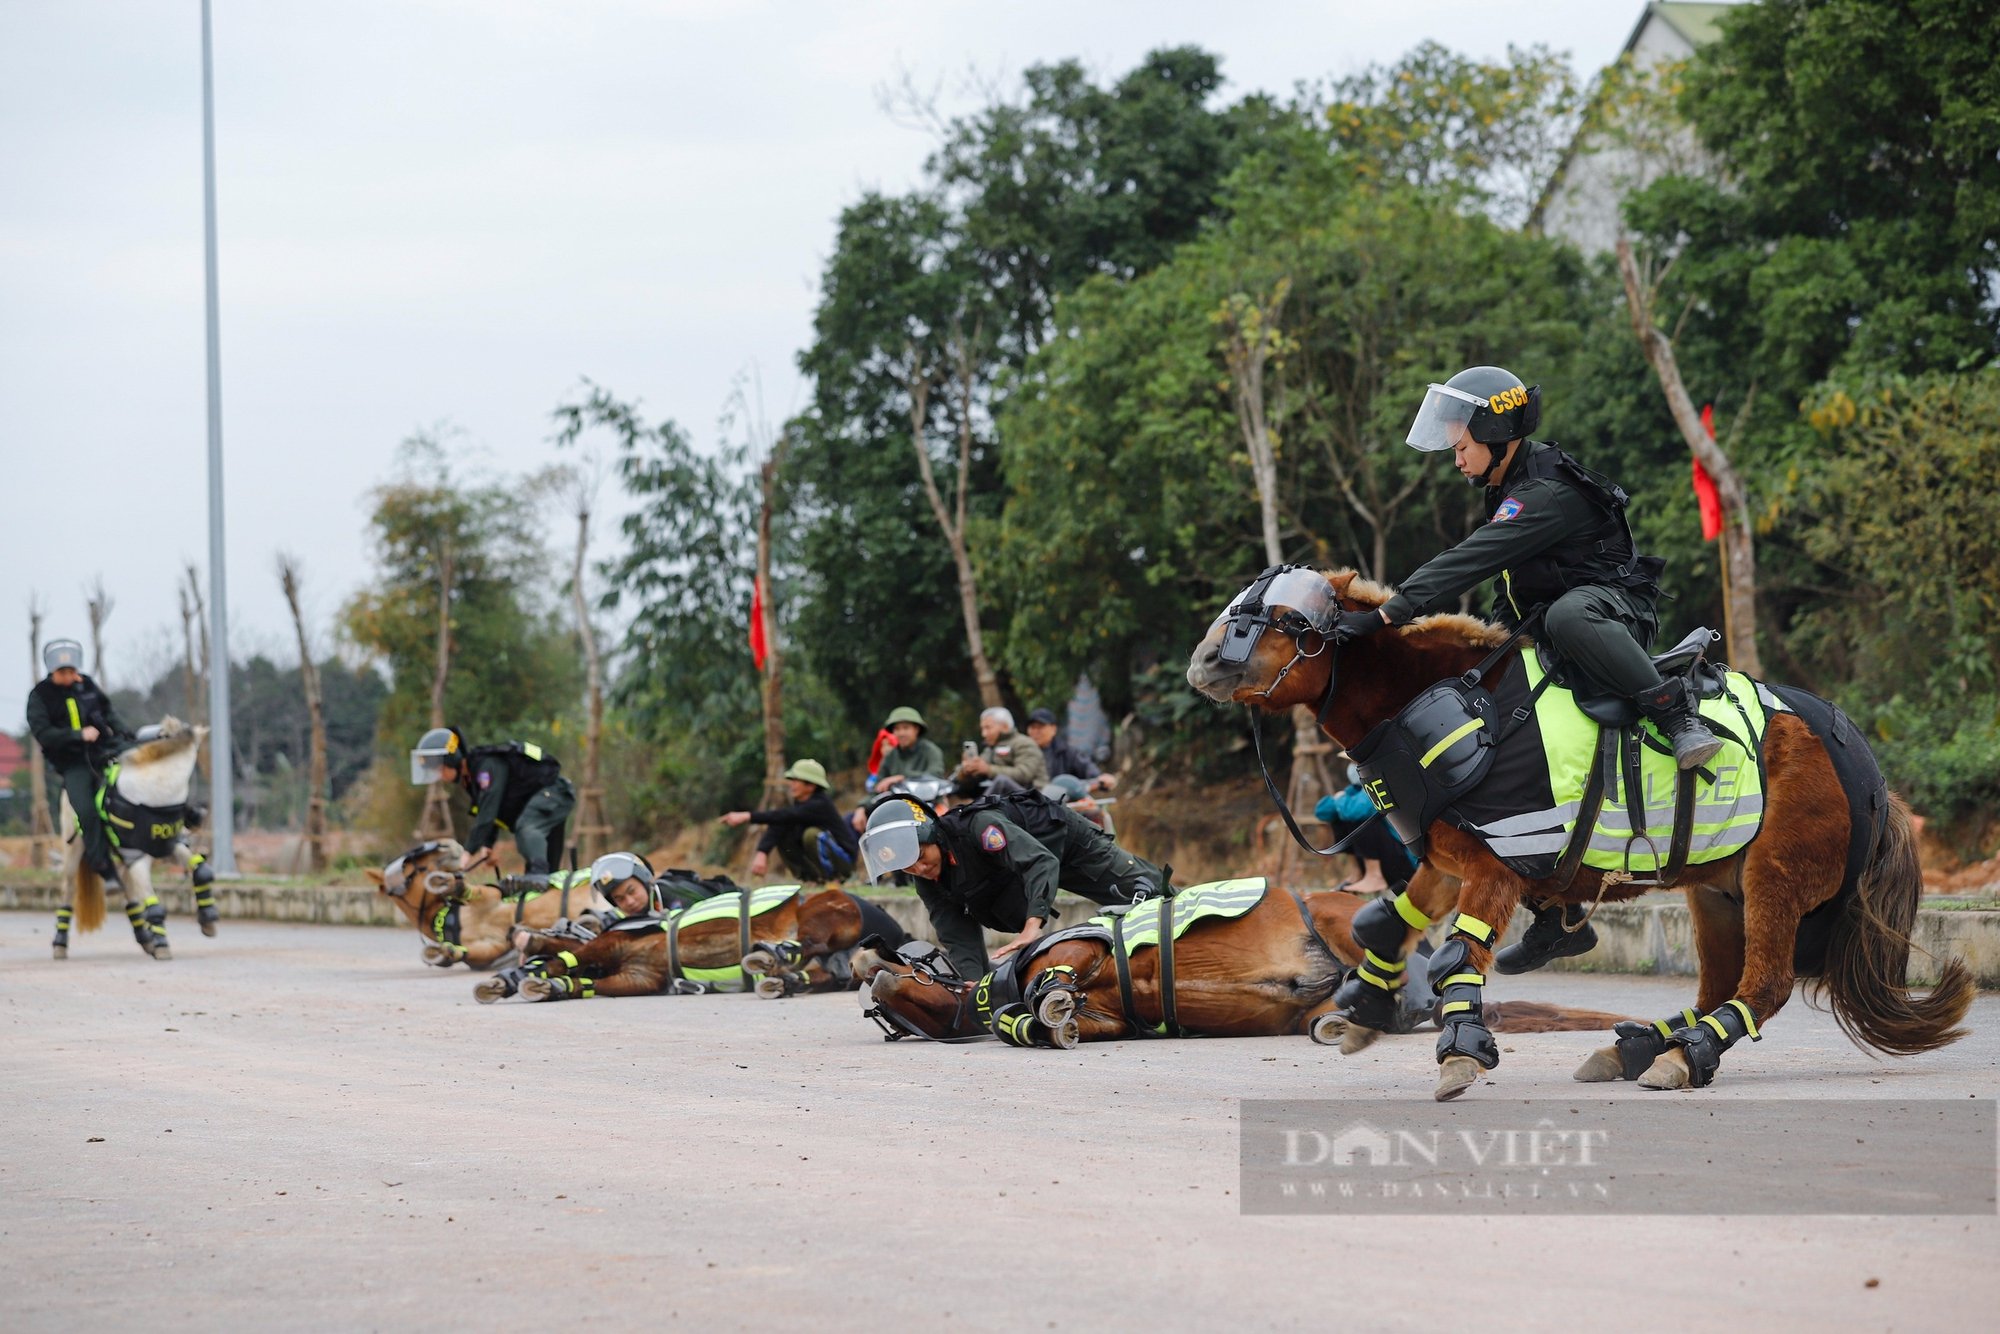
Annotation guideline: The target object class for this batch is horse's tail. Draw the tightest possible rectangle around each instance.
[74,863,106,934]
[1810,794,1972,1056]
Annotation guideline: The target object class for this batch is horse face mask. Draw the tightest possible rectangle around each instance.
[1210,566,1338,668]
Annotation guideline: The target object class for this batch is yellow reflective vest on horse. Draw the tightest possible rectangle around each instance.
[1449,654,1775,877]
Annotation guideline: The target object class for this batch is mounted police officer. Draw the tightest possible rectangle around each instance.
[26,639,133,890]
[858,788,1166,979]
[1328,366,1722,973]
[409,727,574,876]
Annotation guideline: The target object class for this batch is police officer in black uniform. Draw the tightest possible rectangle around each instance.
[410,727,575,876]
[1327,366,1722,973]
[26,638,133,889]
[858,789,1167,979]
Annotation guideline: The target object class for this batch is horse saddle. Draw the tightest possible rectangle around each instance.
[1544,626,1728,727]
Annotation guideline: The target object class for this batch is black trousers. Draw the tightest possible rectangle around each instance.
[55,763,118,877]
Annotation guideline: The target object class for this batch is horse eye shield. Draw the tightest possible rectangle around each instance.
[1212,567,1338,666]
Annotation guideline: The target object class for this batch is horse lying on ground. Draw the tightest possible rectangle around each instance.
[1186,567,1972,1099]
[859,879,1626,1047]
[479,886,910,1002]
[55,719,218,961]
[366,839,600,969]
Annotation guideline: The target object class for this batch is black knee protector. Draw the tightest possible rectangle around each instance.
[1668,1000,1760,1089]
[1428,935,1498,1069]
[142,896,166,928]
[191,855,215,888]
[1349,890,1423,960]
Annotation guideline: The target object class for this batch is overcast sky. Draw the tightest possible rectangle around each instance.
[1,0,1640,690]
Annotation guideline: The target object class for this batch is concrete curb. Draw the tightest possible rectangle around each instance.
[4,880,1994,986]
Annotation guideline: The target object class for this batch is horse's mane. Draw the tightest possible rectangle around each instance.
[1319,569,1511,649]
[121,717,203,767]
[117,718,206,807]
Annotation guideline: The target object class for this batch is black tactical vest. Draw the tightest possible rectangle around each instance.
[1495,442,1663,608]
[467,742,561,825]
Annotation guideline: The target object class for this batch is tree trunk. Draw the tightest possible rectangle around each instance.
[1220,280,1334,885]
[85,576,113,685]
[418,539,456,840]
[756,451,789,809]
[26,600,55,867]
[277,555,328,872]
[1615,237,1764,675]
[907,336,1004,709]
[570,499,611,863]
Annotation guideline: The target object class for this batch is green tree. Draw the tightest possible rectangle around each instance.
[341,431,575,807]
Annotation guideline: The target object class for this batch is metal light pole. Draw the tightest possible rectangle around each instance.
[201,0,237,874]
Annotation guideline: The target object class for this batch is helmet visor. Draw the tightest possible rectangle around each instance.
[42,640,83,674]
[1405,383,1485,452]
[409,752,448,785]
[590,852,650,892]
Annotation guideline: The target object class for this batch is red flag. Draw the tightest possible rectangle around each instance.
[748,577,768,671]
[1693,405,1724,542]
[866,727,896,778]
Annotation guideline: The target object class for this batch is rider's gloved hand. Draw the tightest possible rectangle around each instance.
[1330,608,1390,643]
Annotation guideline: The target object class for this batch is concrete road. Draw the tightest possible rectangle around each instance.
[3,911,1996,1332]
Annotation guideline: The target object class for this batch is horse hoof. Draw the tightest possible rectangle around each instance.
[150,944,173,961]
[1573,1045,1626,1083]
[199,919,218,938]
[473,978,511,1005]
[754,975,788,1000]
[1035,989,1076,1029]
[520,977,554,1002]
[1048,1018,1080,1050]
[1637,1049,1692,1090]
[1340,1023,1382,1056]
[1309,1012,1348,1046]
[742,947,778,975]
[1434,1055,1481,1102]
[52,945,67,960]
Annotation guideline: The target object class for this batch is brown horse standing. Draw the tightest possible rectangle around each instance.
[1187,569,1971,1099]
[366,840,601,969]
[860,884,1627,1045]
[488,888,885,1002]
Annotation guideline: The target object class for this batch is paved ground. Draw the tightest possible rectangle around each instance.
[3,911,1997,1332]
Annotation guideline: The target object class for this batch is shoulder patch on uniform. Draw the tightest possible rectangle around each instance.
[979,823,1008,853]
[476,771,492,789]
[1491,497,1525,522]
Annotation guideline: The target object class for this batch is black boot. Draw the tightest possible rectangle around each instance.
[1492,900,1597,974]
[1637,677,1724,770]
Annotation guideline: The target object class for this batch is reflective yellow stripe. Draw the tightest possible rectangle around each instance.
[557,950,578,968]
[1419,717,1485,769]
[1440,1000,1474,1015]
[66,698,82,729]
[1452,912,1495,944]
[1724,998,1760,1040]
[1363,950,1405,973]
[1652,1018,1675,1039]
[521,743,543,761]
[1680,1007,1699,1030]
[1502,570,1523,622]
[1354,967,1403,992]
[1700,1014,1730,1040]
[1440,972,1484,989]
[1392,892,1432,930]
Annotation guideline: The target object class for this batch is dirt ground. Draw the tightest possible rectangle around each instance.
[3,911,1997,1332]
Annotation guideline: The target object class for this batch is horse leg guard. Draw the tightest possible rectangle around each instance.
[990,1001,1078,1051]
[191,857,220,936]
[475,968,527,1004]
[52,906,73,957]
[1332,890,1427,1034]
[1025,967,1081,1030]
[521,975,595,1001]
[1607,1009,1700,1081]
[1655,999,1761,1090]
[125,899,170,957]
[1429,917,1501,1081]
[190,852,215,888]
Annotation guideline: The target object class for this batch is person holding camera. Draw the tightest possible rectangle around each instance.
[950,706,1048,799]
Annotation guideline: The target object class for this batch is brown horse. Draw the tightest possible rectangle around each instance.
[859,882,1628,1046]
[365,839,602,969]
[481,887,901,1002]
[1187,569,1972,1099]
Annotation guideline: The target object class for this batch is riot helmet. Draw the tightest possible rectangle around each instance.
[859,796,937,882]
[590,851,661,914]
[42,639,84,675]
[409,726,466,785]
[1405,366,1541,460]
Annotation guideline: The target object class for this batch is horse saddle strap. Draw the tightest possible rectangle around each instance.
[1156,893,1180,1038]
[1550,726,1619,894]
[514,893,528,925]
[667,909,683,982]
[1660,767,1699,887]
[1109,911,1152,1039]
[737,892,753,989]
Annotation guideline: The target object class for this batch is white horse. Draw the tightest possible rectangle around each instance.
[55,718,215,961]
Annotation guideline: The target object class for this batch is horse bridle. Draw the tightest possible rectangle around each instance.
[861,944,990,1043]
[1218,565,1379,862]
